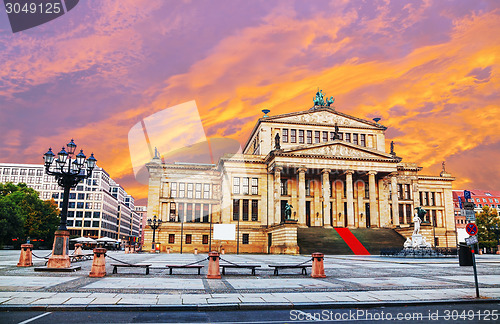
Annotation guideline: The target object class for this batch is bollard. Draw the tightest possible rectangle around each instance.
[206,251,221,279]
[194,248,198,255]
[221,248,225,255]
[74,243,83,256]
[311,252,326,278]
[125,245,130,254]
[167,247,171,254]
[89,248,107,278]
[17,244,33,267]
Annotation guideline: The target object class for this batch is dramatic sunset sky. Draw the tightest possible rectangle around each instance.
[1,0,499,204]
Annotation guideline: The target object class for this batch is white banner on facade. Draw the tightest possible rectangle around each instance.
[213,224,236,240]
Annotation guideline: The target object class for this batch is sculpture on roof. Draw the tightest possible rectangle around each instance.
[275,133,281,150]
[154,147,160,159]
[326,96,335,106]
[313,89,335,107]
[390,141,396,156]
[333,123,340,140]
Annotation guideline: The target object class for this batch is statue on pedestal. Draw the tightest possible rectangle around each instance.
[284,202,293,220]
[275,133,281,150]
[413,212,421,235]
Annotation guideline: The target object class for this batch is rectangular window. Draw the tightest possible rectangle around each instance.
[92,221,99,228]
[203,184,210,199]
[93,212,100,218]
[242,233,249,244]
[186,204,193,222]
[251,178,258,195]
[365,181,369,198]
[345,133,351,142]
[306,130,312,144]
[338,133,343,140]
[76,211,83,218]
[404,184,411,200]
[203,204,209,223]
[77,202,84,209]
[171,182,177,198]
[187,183,193,198]
[169,234,175,244]
[52,193,59,199]
[185,234,192,244]
[242,199,249,221]
[179,183,185,198]
[314,131,320,143]
[405,204,412,224]
[330,132,335,141]
[85,211,91,218]
[78,193,85,200]
[251,200,258,221]
[242,177,249,195]
[20,169,26,175]
[84,221,91,227]
[323,131,328,142]
[290,129,296,143]
[170,202,176,222]
[281,179,288,195]
[202,234,208,244]
[36,169,43,176]
[233,199,240,221]
[195,203,201,222]
[305,179,311,196]
[397,184,403,200]
[233,177,240,194]
[178,203,184,222]
[360,134,366,147]
[430,192,435,206]
[69,193,76,199]
[299,130,304,144]
[195,183,202,199]
[85,202,92,209]
[67,220,74,226]
[28,169,35,176]
[353,133,358,145]
[11,169,18,175]
[282,129,288,143]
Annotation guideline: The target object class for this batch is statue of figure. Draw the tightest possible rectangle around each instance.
[333,123,340,140]
[442,161,446,172]
[275,133,281,150]
[403,237,412,248]
[326,96,335,106]
[284,202,294,220]
[390,141,395,155]
[413,212,421,235]
[314,89,325,106]
[154,147,160,159]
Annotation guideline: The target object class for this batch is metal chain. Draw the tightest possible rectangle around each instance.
[218,257,241,266]
[291,257,313,266]
[31,251,52,259]
[104,253,137,266]
[178,256,209,267]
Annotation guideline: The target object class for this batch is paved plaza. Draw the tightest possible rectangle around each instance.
[0,250,499,309]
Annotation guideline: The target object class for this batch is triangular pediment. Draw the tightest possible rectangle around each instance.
[265,107,384,129]
[281,141,398,161]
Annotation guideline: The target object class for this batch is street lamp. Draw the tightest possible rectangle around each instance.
[42,139,96,269]
[147,214,162,251]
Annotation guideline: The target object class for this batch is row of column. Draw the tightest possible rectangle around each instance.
[273,168,397,228]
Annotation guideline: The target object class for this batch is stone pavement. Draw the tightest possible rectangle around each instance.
[0,250,499,310]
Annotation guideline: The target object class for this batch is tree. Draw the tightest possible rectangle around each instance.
[476,206,500,250]
[0,182,59,248]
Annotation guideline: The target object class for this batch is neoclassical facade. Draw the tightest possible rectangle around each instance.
[145,102,456,254]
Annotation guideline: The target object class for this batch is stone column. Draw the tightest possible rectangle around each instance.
[298,168,306,226]
[335,181,343,227]
[322,169,331,227]
[378,178,390,227]
[356,181,364,228]
[391,176,399,226]
[345,170,354,227]
[274,167,282,225]
[368,171,379,227]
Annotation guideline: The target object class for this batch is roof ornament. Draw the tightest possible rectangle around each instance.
[333,123,340,140]
[262,109,270,118]
[313,88,335,107]
[154,147,161,159]
[390,141,396,156]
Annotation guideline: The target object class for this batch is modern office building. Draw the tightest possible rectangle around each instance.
[0,163,141,242]
[146,93,457,254]
[134,206,148,246]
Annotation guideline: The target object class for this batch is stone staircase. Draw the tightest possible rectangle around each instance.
[297,227,406,255]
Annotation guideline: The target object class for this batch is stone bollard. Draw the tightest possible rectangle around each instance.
[17,244,33,267]
[89,248,107,278]
[194,248,198,255]
[74,243,83,256]
[167,247,171,254]
[206,251,221,279]
[221,248,225,255]
[125,245,130,254]
[311,252,326,278]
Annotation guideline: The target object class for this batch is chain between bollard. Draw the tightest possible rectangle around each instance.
[292,257,313,267]
[218,257,241,266]
[31,251,52,259]
[104,253,137,266]
[180,256,209,267]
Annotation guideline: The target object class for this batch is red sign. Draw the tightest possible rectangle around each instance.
[466,223,478,236]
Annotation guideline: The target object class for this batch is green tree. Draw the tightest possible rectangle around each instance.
[476,206,500,250]
[0,182,59,248]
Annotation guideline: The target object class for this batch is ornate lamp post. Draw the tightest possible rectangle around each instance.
[42,140,96,269]
[147,215,162,251]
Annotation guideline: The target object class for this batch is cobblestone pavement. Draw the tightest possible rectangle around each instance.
[1,250,499,307]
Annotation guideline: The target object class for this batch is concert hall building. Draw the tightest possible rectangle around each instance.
[145,96,456,254]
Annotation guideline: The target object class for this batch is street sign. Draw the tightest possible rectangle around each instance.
[466,223,478,236]
[465,210,476,222]
[464,190,471,201]
[463,202,475,210]
[465,235,478,246]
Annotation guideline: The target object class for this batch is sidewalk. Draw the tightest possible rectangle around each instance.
[1,250,499,310]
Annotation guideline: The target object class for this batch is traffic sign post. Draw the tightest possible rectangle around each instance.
[465,223,480,298]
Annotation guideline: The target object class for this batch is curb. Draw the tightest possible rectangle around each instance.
[0,298,499,312]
